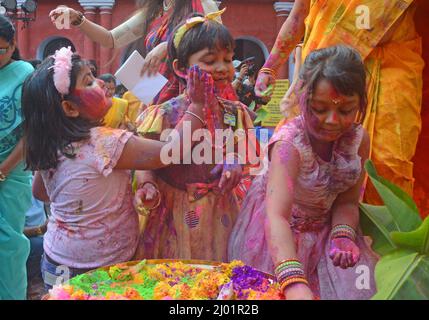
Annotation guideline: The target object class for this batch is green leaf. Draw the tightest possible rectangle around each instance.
[254,107,269,124]
[391,216,429,255]
[365,160,422,232]
[372,250,429,300]
[359,204,397,256]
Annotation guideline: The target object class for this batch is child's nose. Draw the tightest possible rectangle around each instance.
[325,111,339,124]
[215,62,228,73]
[96,79,105,89]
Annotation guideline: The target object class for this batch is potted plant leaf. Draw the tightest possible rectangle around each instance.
[360,160,429,300]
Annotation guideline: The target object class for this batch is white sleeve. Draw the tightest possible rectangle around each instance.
[110,10,146,49]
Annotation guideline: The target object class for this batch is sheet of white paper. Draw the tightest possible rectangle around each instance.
[115,50,168,105]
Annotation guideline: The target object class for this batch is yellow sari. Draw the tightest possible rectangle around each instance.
[103,94,143,129]
[279,0,424,204]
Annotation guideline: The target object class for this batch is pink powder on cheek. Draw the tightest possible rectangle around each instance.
[73,87,111,119]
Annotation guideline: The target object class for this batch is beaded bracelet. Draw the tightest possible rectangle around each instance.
[330,224,357,242]
[275,259,301,274]
[280,277,309,293]
[277,270,305,284]
[72,11,86,27]
[275,259,308,292]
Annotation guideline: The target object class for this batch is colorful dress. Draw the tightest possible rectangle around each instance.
[110,0,220,105]
[135,94,255,262]
[41,127,139,270]
[277,0,424,206]
[229,116,379,300]
[0,60,34,299]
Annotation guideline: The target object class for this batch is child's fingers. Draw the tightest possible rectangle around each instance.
[218,170,231,191]
[332,252,342,267]
[188,67,195,91]
[339,252,349,269]
[210,163,223,178]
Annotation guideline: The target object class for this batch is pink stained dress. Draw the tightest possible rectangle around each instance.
[42,127,139,269]
[228,116,379,300]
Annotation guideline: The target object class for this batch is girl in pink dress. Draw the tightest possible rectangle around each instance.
[228,45,379,300]
[21,47,207,289]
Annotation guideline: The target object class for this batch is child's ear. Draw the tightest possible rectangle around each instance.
[172,59,187,80]
[61,100,80,118]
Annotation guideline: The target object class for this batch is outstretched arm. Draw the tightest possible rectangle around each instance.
[49,6,146,49]
[329,130,370,269]
[264,0,309,71]
[255,0,310,98]
[265,141,314,300]
[115,66,213,171]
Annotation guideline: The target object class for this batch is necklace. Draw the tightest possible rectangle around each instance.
[163,0,173,11]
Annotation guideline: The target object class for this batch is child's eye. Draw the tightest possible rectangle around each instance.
[311,107,326,114]
[339,107,357,115]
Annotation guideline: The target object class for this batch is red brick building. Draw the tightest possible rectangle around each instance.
[7,0,294,76]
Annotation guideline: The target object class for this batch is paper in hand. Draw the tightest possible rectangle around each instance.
[115,50,168,105]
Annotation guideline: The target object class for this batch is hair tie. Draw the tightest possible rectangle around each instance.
[173,8,226,50]
[49,46,74,96]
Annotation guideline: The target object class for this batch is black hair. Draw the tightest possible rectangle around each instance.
[98,73,116,84]
[0,15,21,60]
[167,13,235,72]
[298,45,367,122]
[22,53,100,170]
[26,59,42,69]
[88,59,98,77]
[115,84,127,97]
[134,0,194,57]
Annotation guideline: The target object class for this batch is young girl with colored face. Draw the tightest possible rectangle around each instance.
[134,10,256,262]
[49,0,221,105]
[229,46,379,300]
[22,47,207,289]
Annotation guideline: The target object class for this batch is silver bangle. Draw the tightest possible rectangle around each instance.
[184,110,206,126]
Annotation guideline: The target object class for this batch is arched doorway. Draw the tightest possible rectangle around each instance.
[37,37,76,60]
[234,36,269,72]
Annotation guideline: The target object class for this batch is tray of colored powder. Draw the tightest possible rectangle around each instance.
[44,259,283,300]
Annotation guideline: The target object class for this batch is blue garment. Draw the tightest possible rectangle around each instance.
[41,254,91,291]
[0,60,34,300]
[25,197,46,228]
[27,236,44,281]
